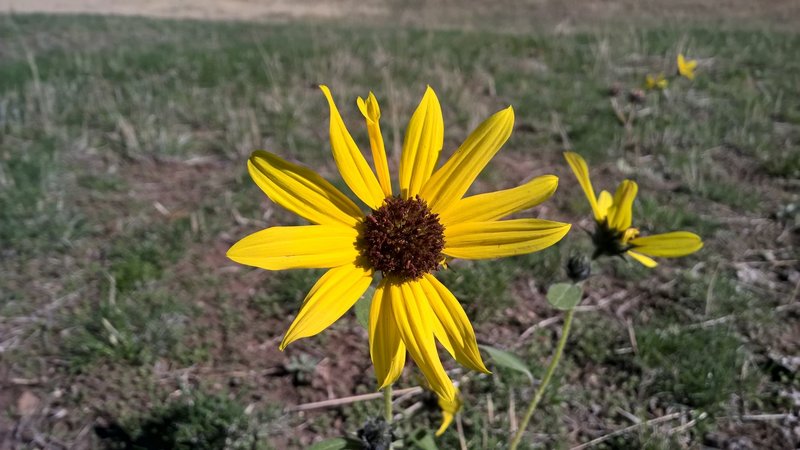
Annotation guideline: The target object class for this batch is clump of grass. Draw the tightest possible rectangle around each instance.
[637,326,747,411]
[64,288,191,368]
[96,389,264,450]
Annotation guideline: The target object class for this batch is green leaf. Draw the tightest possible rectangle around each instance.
[354,285,376,330]
[478,344,534,383]
[410,429,440,450]
[546,282,583,310]
[307,437,362,450]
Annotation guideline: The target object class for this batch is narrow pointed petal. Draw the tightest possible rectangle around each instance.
[320,85,385,209]
[280,264,373,350]
[596,190,613,221]
[226,225,358,270]
[357,92,392,197]
[399,86,444,199]
[422,274,490,373]
[627,250,658,268]
[444,219,571,260]
[421,107,514,213]
[607,180,638,231]
[389,280,456,402]
[248,150,363,227]
[369,280,406,389]
[438,175,558,226]
[563,152,602,221]
[629,231,703,257]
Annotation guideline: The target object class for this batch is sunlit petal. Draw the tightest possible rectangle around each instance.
[438,175,558,226]
[369,280,406,389]
[421,107,514,213]
[226,225,358,270]
[248,150,363,226]
[280,264,373,350]
[399,86,444,199]
[389,280,456,402]
[626,250,658,268]
[444,219,571,260]
[606,180,637,231]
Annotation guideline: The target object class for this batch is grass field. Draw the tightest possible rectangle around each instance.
[1,11,799,449]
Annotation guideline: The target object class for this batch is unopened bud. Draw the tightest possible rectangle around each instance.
[566,255,591,282]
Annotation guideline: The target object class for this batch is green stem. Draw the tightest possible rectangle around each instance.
[509,308,575,450]
[383,384,393,423]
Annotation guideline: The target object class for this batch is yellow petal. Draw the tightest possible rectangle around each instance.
[435,391,461,437]
[369,279,406,389]
[248,150,363,227]
[320,85,385,209]
[563,152,602,221]
[280,263,373,350]
[677,54,697,80]
[389,280,456,402]
[357,92,392,197]
[438,175,558,226]
[421,107,514,214]
[399,86,444,199]
[444,219,571,260]
[226,225,359,270]
[596,190,613,220]
[421,274,490,373]
[626,250,658,268]
[629,231,703,257]
[606,180,638,231]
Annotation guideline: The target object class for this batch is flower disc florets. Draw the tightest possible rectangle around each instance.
[591,220,631,259]
[360,196,445,281]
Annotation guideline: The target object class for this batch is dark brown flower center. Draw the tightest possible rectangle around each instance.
[359,196,445,281]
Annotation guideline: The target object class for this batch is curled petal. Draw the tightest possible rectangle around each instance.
[607,180,637,231]
[320,85,385,209]
[564,152,602,221]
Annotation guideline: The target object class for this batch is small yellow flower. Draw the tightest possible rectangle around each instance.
[564,152,703,268]
[677,53,698,80]
[227,85,571,402]
[435,389,462,436]
[645,73,668,90]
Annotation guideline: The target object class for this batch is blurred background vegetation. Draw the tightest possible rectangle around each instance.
[1,1,798,448]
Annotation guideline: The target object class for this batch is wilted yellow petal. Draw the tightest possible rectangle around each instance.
[421,107,514,214]
[563,152,602,221]
[606,180,638,231]
[444,219,571,260]
[280,263,373,350]
[389,280,456,402]
[438,175,558,226]
[369,280,406,389]
[226,225,358,270]
[435,391,462,437]
[357,92,392,197]
[422,274,489,373]
[248,151,363,227]
[629,231,703,257]
[399,86,444,199]
[320,85,385,209]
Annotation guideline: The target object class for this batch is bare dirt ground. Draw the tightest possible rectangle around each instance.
[2,0,800,29]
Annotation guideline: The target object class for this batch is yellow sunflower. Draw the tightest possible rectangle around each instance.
[227,85,571,402]
[564,152,703,268]
[677,53,698,80]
